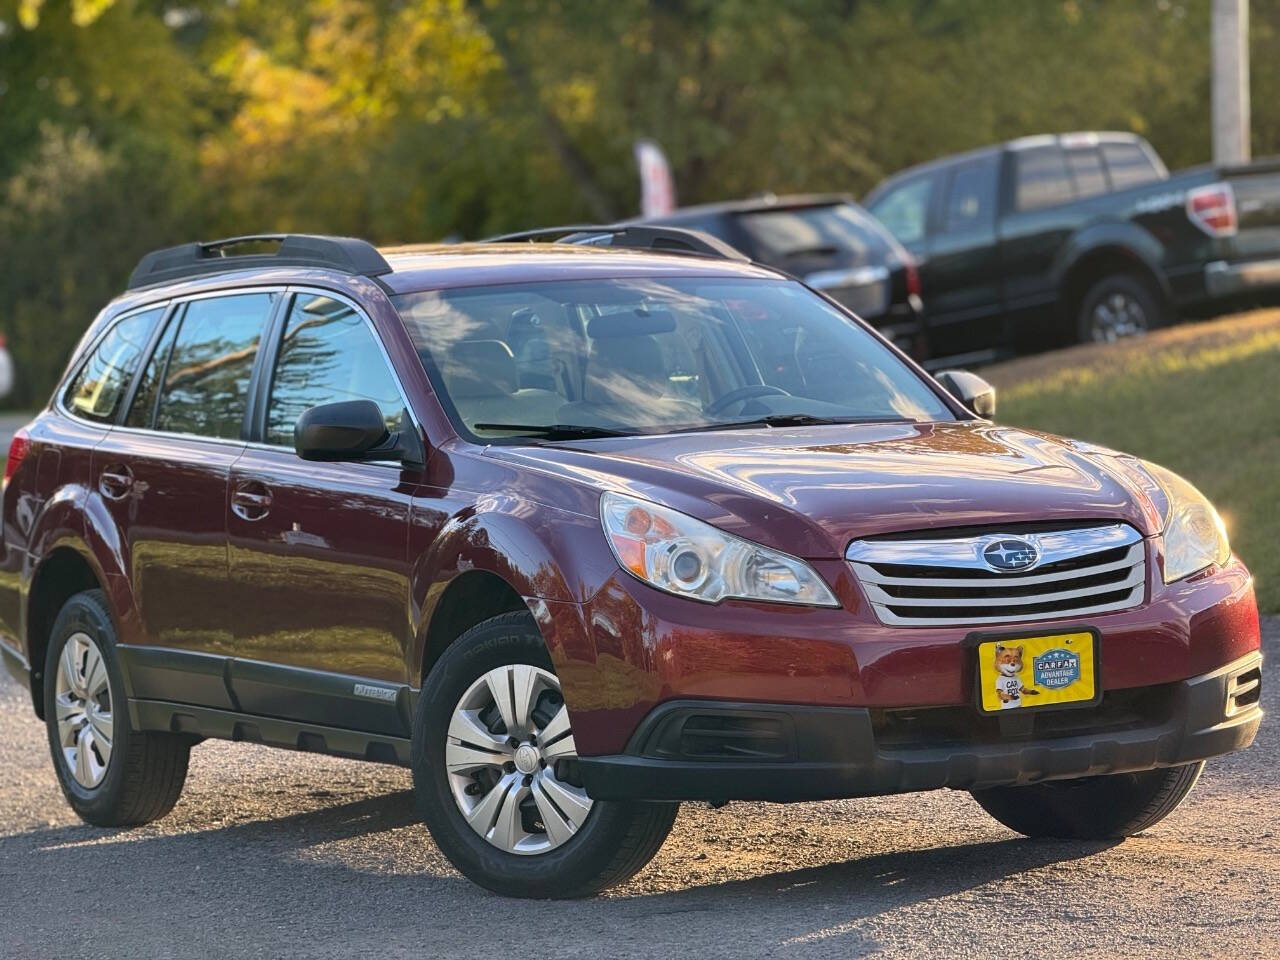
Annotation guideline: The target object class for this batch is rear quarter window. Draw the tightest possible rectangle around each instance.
[62,307,165,423]
[1103,142,1163,190]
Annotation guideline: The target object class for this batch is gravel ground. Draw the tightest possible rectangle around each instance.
[1,619,1275,960]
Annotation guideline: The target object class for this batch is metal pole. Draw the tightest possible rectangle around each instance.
[1212,0,1251,165]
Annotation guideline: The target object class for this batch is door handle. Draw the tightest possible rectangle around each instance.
[98,465,134,500]
[231,481,273,521]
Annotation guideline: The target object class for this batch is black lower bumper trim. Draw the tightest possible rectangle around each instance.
[577,652,1263,802]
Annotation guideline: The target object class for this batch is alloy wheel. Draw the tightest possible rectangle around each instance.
[54,632,114,789]
[1089,291,1148,342]
[445,664,593,855]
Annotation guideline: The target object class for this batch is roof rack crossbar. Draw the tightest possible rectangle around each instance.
[482,224,751,263]
[127,233,393,290]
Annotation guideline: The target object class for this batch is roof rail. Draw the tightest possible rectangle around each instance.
[127,234,393,290]
[482,224,751,263]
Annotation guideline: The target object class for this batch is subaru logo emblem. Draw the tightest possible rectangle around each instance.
[982,537,1039,572]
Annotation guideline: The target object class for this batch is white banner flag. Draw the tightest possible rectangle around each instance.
[634,139,677,217]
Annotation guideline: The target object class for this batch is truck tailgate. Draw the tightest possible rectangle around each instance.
[1224,160,1280,258]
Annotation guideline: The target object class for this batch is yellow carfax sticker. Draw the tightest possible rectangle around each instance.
[976,630,1097,714]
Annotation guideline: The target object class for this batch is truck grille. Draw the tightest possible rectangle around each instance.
[847,523,1147,627]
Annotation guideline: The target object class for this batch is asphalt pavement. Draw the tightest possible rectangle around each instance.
[1,620,1276,960]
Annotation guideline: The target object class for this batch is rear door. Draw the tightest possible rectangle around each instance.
[225,289,416,734]
[918,153,1005,358]
[999,144,1079,317]
[93,290,277,706]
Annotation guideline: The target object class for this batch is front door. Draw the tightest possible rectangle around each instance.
[226,291,415,734]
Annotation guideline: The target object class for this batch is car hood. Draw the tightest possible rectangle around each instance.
[490,421,1157,558]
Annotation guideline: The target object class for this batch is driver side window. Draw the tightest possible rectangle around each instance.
[265,294,407,448]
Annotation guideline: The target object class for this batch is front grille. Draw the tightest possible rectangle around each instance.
[847,523,1147,627]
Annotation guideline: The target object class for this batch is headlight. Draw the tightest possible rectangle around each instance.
[1142,461,1230,583]
[600,492,840,607]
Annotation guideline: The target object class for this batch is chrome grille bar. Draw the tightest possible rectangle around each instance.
[847,523,1147,627]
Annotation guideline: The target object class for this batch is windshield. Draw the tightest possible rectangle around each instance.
[735,204,893,265]
[392,277,953,440]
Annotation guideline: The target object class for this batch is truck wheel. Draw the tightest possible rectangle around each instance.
[44,590,191,826]
[1077,273,1164,343]
[412,611,678,898]
[971,762,1204,840]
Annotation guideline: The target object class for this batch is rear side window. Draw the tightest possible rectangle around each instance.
[736,204,892,266]
[265,294,406,447]
[941,157,999,233]
[1066,147,1109,199]
[868,176,934,245]
[63,307,164,423]
[1015,147,1074,211]
[153,293,276,440]
[1103,142,1162,190]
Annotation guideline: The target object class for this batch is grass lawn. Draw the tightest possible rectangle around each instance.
[985,309,1280,613]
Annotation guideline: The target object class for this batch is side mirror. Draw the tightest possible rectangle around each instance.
[936,369,996,418]
[294,400,424,466]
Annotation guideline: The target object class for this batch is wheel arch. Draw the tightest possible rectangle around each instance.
[24,543,107,719]
[1053,228,1172,326]
[409,502,609,687]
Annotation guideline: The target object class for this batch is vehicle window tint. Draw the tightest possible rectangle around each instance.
[1015,147,1074,211]
[63,308,164,423]
[154,293,275,440]
[1103,142,1162,190]
[1066,147,1108,198]
[736,203,892,267]
[265,294,406,447]
[941,157,999,233]
[124,314,179,428]
[868,177,933,245]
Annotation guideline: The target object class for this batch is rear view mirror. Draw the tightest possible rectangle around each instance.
[295,400,424,466]
[936,369,996,418]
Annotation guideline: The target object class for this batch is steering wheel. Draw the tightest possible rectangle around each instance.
[705,384,792,416]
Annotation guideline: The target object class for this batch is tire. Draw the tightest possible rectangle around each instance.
[44,589,191,827]
[412,611,678,898]
[971,762,1205,840]
[1076,273,1165,344]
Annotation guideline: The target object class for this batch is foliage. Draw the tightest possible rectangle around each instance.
[1,0,1277,404]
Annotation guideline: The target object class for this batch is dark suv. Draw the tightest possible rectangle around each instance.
[633,195,926,357]
[0,230,1262,898]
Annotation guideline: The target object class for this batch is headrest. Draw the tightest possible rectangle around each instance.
[444,339,518,398]
[583,334,668,404]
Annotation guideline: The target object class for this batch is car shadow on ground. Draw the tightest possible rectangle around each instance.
[3,785,1116,948]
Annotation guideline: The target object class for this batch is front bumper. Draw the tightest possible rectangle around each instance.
[578,652,1261,802]
[1204,258,1280,297]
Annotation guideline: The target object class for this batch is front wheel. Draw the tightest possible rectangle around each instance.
[412,612,678,898]
[971,762,1204,840]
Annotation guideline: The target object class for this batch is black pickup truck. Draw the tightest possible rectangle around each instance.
[864,132,1280,363]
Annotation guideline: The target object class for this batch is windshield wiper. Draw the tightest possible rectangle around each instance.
[472,422,636,440]
[672,414,895,433]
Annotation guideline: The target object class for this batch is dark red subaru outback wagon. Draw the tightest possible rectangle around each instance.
[0,229,1262,898]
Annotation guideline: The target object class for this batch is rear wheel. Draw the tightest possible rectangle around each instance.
[1076,273,1164,344]
[412,611,677,898]
[44,589,191,826]
[971,762,1204,840]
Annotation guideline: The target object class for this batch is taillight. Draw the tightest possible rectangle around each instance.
[903,255,922,298]
[1186,182,1237,237]
[4,429,31,487]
